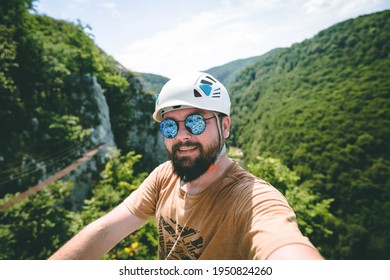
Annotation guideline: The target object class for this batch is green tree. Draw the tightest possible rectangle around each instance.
[245,156,336,257]
[0,149,158,260]
[0,181,80,259]
[80,148,158,260]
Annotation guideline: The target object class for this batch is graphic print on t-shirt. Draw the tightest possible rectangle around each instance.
[158,216,204,259]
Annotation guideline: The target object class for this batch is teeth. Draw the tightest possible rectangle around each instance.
[179,146,196,151]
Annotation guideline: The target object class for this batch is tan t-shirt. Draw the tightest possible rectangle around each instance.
[124,160,316,259]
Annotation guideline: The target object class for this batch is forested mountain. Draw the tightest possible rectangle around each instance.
[227,10,390,259]
[136,72,168,95]
[205,55,261,85]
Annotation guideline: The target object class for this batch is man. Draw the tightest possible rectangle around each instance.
[49,72,323,260]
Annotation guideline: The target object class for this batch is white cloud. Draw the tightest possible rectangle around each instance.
[117,1,278,77]
[113,0,389,77]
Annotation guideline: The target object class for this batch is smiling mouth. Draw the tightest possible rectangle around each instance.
[178,145,197,152]
[173,142,201,156]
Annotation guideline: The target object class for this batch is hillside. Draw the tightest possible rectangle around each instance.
[205,55,260,85]
[136,72,169,95]
[0,1,165,200]
[206,49,280,86]
[227,10,390,259]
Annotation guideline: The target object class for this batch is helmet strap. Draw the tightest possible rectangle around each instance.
[206,112,226,173]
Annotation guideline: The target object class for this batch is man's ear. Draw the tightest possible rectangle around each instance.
[222,116,230,138]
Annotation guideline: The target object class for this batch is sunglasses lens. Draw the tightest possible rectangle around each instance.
[160,119,178,138]
[185,114,206,135]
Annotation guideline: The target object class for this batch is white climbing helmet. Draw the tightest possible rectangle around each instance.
[153,72,231,122]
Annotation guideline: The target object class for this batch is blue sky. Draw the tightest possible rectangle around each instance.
[34,0,390,78]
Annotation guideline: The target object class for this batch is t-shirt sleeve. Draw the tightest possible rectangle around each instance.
[123,162,168,220]
[237,181,317,259]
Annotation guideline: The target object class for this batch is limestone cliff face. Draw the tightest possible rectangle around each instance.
[66,75,116,209]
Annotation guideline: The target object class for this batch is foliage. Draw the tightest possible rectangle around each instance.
[207,50,279,86]
[245,156,336,255]
[0,0,164,199]
[0,3,101,196]
[78,148,158,260]
[80,148,146,222]
[89,48,166,173]
[227,10,390,259]
[0,149,157,260]
[0,181,81,259]
[48,114,92,142]
[136,72,169,95]
[0,24,18,93]
[96,64,165,173]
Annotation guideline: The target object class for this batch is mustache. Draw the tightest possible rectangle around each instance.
[172,141,202,154]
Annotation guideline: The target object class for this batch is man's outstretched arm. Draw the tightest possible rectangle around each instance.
[267,244,324,260]
[49,202,145,260]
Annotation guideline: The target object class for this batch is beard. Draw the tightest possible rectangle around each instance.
[167,140,220,183]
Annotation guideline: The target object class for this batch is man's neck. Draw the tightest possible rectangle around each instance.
[181,155,233,195]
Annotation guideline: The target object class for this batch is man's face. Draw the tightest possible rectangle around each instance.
[163,108,222,182]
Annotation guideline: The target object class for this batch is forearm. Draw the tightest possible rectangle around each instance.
[49,219,116,260]
[49,203,145,260]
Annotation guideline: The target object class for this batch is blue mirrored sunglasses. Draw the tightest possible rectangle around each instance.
[160,114,215,139]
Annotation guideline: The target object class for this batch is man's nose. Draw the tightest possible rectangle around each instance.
[175,122,191,140]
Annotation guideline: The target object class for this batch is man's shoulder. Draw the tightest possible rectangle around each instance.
[228,162,271,186]
[149,160,173,175]
[149,161,176,182]
[226,162,280,196]
[155,160,173,171]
